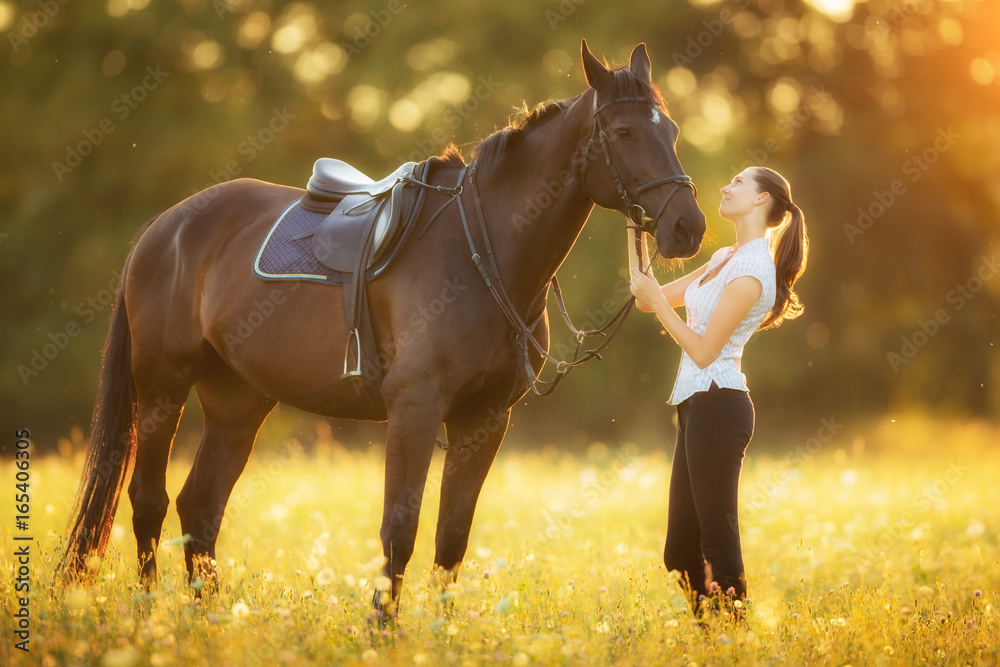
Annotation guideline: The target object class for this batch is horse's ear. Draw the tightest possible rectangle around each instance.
[629,43,651,81]
[581,39,612,91]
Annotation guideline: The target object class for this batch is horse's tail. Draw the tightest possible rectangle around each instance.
[59,253,138,580]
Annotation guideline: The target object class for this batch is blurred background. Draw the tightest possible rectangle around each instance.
[1,0,997,457]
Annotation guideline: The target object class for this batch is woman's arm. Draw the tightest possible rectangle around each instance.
[661,263,710,308]
[627,229,710,311]
[627,227,657,312]
[630,270,763,368]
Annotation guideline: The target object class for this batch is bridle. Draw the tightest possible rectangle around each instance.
[431,92,700,445]
[583,91,698,237]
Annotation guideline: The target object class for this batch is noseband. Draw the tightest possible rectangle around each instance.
[583,92,698,234]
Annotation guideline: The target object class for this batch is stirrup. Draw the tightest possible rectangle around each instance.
[341,328,363,379]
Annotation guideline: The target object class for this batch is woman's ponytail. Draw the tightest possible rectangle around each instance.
[751,168,809,330]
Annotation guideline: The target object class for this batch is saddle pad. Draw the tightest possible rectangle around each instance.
[253,199,351,284]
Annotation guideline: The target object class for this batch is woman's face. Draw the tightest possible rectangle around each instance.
[719,169,763,220]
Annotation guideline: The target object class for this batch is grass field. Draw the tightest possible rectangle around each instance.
[2,415,999,665]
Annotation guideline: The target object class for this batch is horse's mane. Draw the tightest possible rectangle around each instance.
[439,65,668,171]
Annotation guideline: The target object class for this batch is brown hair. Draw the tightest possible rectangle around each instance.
[751,167,809,329]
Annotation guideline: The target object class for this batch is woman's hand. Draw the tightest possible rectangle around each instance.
[630,268,666,311]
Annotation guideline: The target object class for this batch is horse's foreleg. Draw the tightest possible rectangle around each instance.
[433,407,510,579]
[175,364,275,588]
[375,387,444,620]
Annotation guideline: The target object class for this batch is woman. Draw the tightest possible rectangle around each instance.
[628,166,808,621]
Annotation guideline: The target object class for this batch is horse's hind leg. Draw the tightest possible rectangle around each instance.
[433,407,510,577]
[128,368,196,587]
[175,359,275,584]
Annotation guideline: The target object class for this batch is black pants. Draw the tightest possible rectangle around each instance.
[664,381,754,608]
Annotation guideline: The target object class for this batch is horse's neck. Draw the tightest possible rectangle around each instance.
[475,106,595,315]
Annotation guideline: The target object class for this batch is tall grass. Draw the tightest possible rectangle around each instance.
[2,416,997,665]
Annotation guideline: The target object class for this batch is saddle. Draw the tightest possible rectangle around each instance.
[293,158,429,381]
[299,159,419,272]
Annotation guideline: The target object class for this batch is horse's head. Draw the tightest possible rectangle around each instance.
[578,40,706,259]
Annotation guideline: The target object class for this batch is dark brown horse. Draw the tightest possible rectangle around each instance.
[60,41,706,615]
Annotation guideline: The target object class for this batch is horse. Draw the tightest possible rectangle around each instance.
[60,40,706,617]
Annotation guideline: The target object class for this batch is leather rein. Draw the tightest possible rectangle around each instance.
[422,92,699,402]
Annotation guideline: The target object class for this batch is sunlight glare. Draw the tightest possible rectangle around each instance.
[805,0,856,23]
[0,0,14,31]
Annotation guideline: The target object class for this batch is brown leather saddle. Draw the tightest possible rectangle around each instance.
[294,158,428,381]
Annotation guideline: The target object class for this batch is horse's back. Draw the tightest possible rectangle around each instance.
[125,179,303,366]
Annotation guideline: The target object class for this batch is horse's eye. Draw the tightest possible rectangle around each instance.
[615,127,631,139]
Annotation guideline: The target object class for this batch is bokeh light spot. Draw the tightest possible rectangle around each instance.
[969,57,995,86]
[0,1,16,31]
[102,49,126,77]
[389,99,423,132]
[937,18,963,46]
[189,39,224,70]
[701,89,734,129]
[348,85,387,129]
[238,12,271,50]
[732,11,760,39]
[106,0,129,18]
[768,78,802,114]
[542,49,573,77]
[294,42,346,85]
[272,6,317,55]
[664,67,697,98]
[807,322,830,350]
[406,38,462,72]
[435,72,471,104]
